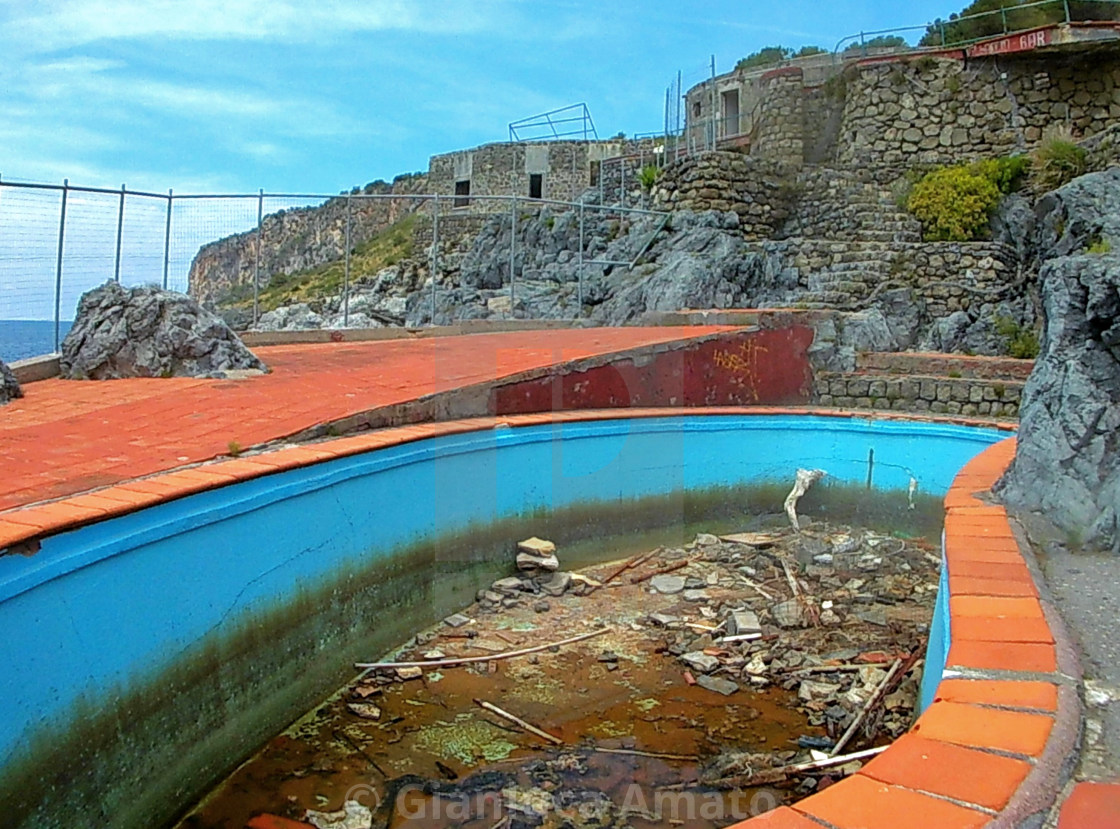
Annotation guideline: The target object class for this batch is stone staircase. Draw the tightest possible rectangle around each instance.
[815,351,1032,419]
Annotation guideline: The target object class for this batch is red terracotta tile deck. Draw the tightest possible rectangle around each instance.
[0,328,732,510]
[1057,781,1120,828]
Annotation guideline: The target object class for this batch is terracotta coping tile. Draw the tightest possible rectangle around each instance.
[913,701,1053,757]
[946,640,1057,673]
[933,679,1059,712]
[734,806,827,827]
[948,561,1035,584]
[860,733,1031,811]
[948,573,1039,598]
[0,501,107,531]
[951,615,1054,644]
[0,522,35,549]
[793,772,990,829]
[1057,781,1120,828]
[949,596,1045,619]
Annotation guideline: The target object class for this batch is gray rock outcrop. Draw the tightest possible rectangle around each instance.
[61,282,267,380]
[1,359,23,404]
[995,173,1120,554]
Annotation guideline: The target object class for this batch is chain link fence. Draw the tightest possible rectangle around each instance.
[0,179,669,361]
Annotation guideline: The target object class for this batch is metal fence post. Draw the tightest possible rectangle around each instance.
[113,184,125,283]
[429,195,439,326]
[510,196,517,317]
[577,200,585,316]
[343,195,352,327]
[162,189,172,290]
[253,189,263,326]
[1063,0,1071,22]
[54,179,69,351]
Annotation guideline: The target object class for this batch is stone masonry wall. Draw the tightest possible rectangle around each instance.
[685,42,1120,173]
[427,141,624,210]
[650,152,796,240]
[753,68,807,166]
[814,371,1022,417]
[836,51,1120,176]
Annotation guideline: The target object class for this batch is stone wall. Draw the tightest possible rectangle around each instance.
[836,51,1120,176]
[753,68,806,166]
[684,39,1120,174]
[814,371,1022,417]
[188,174,428,306]
[769,238,1018,317]
[427,141,624,209]
[778,167,922,242]
[650,151,796,239]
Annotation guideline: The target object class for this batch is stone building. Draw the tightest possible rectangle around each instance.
[684,23,1120,172]
[426,140,626,210]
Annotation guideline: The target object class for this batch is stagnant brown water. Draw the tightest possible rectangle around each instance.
[177,508,941,829]
[178,573,812,829]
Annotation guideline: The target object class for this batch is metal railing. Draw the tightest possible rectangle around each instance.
[0,178,669,360]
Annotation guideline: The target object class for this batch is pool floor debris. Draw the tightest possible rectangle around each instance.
[179,521,940,829]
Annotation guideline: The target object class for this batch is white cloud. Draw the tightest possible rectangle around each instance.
[3,0,502,53]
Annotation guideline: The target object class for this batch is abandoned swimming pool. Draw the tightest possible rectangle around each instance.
[0,413,1008,829]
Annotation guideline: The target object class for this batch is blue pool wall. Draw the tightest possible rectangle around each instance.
[0,414,1001,771]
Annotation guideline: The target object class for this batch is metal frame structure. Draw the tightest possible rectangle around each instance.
[508,103,599,142]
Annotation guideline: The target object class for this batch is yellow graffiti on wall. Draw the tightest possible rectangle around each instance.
[712,338,770,402]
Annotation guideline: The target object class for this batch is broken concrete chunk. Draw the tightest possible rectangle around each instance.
[694,533,721,546]
[681,651,720,673]
[798,679,842,702]
[397,667,423,681]
[517,552,560,572]
[727,609,761,635]
[422,649,446,660]
[517,537,556,556]
[650,574,686,594]
[682,589,710,602]
[443,613,472,628]
[696,674,739,696]
[649,612,681,627]
[771,599,809,629]
[346,702,382,720]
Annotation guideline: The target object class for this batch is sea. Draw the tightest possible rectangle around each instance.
[0,320,73,363]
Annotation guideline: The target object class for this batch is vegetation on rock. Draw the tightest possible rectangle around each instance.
[223,214,417,311]
[735,45,827,71]
[994,315,1041,359]
[921,0,1120,46]
[1031,124,1088,192]
[904,155,1028,241]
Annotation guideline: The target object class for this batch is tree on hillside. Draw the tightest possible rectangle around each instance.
[920,0,1120,46]
[735,44,828,71]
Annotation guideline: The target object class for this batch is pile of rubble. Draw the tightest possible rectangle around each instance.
[221,521,940,829]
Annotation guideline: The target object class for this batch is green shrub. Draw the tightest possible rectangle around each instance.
[907,165,1002,241]
[1031,124,1087,192]
[994,316,1041,359]
[637,164,661,192]
[969,155,1031,194]
[1087,236,1113,254]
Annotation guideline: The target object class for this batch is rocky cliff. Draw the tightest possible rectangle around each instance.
[995,170,1120,554]
[188,173,428,307]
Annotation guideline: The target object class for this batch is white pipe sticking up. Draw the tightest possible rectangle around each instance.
[784,468,826,531]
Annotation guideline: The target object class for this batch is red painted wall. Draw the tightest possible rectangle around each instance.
[490,327,814,415]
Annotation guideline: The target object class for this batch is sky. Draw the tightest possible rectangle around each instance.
[1,0,966,195]
[0,0,965,325]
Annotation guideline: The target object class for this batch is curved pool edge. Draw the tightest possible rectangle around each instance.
[748,438,1083,829]
[0,406,1014,555]
[1,406,1068,829]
